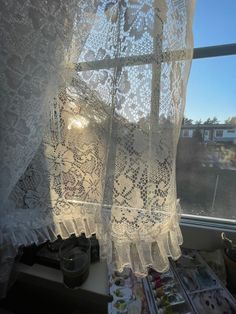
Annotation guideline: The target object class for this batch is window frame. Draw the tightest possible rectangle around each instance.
[183,129,190,137]
[215,129,223,137]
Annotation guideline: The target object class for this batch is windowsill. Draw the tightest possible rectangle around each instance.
[16,261,110,298]
[3,218,235,313]
[180,216,236,250]
[7,261,113,314]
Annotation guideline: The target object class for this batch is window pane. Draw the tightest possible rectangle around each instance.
[177,56,236,220]
[194,0,236,48]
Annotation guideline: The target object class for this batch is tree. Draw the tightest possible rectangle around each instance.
[195,119,202,125]
[225,116,236,125]
[203,117,219,125]
[182,117,193,125]
[211,116,220,124]
[193,127,203,143]
[203,118,211,125]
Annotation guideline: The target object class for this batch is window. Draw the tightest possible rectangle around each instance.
[183,129,189,137]
[74,1,236,249]
[203,130,209,140]
[215,130,223,137]
[177,0,236,232]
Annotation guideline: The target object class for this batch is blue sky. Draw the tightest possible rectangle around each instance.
[185,0,236,123]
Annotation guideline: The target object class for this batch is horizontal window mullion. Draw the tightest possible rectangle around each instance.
[75,43,236,72]
[181,215,236,229]
[75,50,190,72]
[75,54,153,71]
[193,43,236,59]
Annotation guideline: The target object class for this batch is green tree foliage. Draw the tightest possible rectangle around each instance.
[192,127,203,143]
[195,119,202,125]
[203,117,219,125]
[182,117,193,125]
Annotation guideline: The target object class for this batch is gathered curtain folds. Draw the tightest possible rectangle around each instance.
[0,0,195,292]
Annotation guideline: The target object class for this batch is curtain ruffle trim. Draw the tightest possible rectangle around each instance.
[110,213,183,277]
[0,205,183,280]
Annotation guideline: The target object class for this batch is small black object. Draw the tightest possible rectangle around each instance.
[20,243,43,266]
[59,236,91,289]
[90,234,100,263]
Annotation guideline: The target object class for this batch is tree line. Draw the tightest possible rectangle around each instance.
[182,116,236,125]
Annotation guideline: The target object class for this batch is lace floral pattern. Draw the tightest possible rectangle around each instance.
[0,0,195,293]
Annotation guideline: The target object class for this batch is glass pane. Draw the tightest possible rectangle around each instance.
[177,56,236,220]
[194,0,236,48]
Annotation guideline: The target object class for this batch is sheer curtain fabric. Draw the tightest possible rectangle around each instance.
[0,0,195,294]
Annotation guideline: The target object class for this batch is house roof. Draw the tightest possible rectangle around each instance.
[181,124,236,130]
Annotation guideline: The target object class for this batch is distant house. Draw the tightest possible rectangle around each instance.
[181,124,236,143]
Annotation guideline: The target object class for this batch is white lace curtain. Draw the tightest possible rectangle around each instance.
[0,0,195,295]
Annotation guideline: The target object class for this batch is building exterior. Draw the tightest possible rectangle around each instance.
[181,124,236,143]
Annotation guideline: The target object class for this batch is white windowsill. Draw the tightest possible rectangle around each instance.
[16,261,111,300]
[180,216,236,250]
